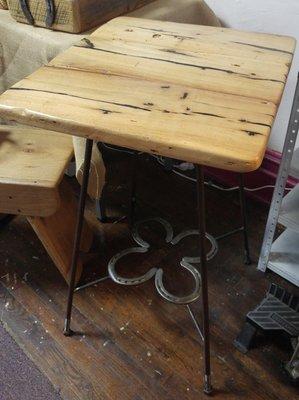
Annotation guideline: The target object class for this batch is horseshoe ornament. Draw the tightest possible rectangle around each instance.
[155,262,202,305]
[19,0,34,25]
[19,0,55,27]
[108,247,157,286]
[155,230,218,305]
[172,230,219,263]
[108,219,218,305]
[109,218,173,286]
[132,217,174,248]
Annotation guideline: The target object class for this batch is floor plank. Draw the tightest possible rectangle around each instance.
[0,151,298,400]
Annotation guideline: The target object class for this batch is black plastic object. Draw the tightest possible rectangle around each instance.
[235,283,299,352]
[234,283,299,382]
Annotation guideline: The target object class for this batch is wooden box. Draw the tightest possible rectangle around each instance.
[0,0,8,10]
[7,0,156,33]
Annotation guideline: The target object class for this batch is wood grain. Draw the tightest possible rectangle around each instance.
[0,126,93,284]
[0,17,295,172]
[0,126,73,217]
[28,180,93,284]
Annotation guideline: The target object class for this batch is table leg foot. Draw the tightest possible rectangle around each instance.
[63,319,74,337]
[204,375,213,395]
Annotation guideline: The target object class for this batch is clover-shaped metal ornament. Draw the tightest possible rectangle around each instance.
[108,218,218,305]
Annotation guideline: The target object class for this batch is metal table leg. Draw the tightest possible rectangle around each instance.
[0,214,15,230]
[63,147,213,394]
[64,138,93,336]
[196,165,212,395]
[239,174,252,265]
[128,151,138,228]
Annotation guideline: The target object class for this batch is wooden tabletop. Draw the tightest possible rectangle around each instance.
[0,17,295,172]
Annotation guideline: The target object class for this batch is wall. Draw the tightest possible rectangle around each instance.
[205,0,299,153]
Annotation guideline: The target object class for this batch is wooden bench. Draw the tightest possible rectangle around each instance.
[0,126,93,284]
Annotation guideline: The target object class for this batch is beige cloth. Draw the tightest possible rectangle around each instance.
[0,1,220,198]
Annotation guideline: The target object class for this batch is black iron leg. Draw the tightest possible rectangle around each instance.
[96,194,107,223]
[0,214,15,230]
[64,138,93,336]
[196,165,212,395]
[239,174,252,265]
[128,151,138,228]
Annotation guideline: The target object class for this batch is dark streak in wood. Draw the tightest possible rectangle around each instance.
[239,119,271,128]
[232,41,293,55]
[242,130,264,136]
[181,93,189,100]
[9,87,151,113]
[162,49,194,57]
[74,45,284,84]
[192,111,225,119]
[100,109,121,115]
[133,26,196,40]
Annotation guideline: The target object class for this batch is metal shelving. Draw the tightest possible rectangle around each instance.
[258,75,299,287]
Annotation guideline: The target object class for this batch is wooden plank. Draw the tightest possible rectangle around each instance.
[0,0,8,9]
[28,180,93,284]
[7,0,156,33]
[0,285,87,400]
[0,17,294,172]
[97,18,294,66]
[0,126,73,216]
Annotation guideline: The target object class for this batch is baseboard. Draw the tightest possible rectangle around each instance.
[205,149,299,205]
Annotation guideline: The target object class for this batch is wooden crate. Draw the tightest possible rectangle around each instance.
[7,0,156,33]
[0,0,8,10]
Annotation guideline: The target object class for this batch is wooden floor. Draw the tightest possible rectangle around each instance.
[0,150,298,400]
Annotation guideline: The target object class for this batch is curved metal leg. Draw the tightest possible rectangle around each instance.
[239,174,252,265]
[196,165,212,395]
[64,138,93,336]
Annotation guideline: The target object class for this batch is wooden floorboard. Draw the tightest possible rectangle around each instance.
[0,151,298,400]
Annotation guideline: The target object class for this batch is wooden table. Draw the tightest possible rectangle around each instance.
[0,16,295,395]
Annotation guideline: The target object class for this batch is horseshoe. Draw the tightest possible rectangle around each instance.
[132,217,174,248]
[108,220,218,304]
[155,262,201,305]
[19,0,34,25]
[171,230,219,263]
[108,247,157,286]
[19,0,55,27]
[109,218,173,286]
[155,230,218,305]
